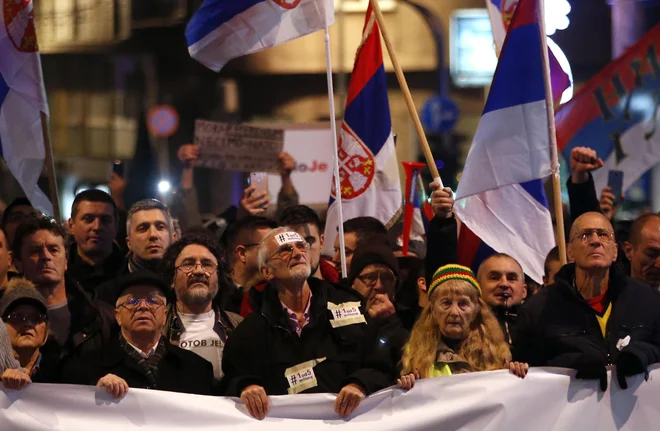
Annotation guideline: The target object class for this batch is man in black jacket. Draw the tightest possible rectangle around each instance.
[67,190,126,295]
[513,212,660,391]
[62,271,214,397]
[222,228,393,420]
[12,215,114,359]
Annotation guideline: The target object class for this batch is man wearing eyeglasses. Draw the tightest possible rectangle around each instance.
[62,270,214,397]
[161,234,242,383]
[222,228,393,420]
[513,212,660,391]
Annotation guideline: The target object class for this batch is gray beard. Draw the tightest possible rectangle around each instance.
[179,285,217,308]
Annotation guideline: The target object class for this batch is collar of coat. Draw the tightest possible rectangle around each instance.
[553,262,627,303]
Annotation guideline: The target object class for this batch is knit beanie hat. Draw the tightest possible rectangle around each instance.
[348,243,400,285]
[0,278,48,318]
[428,264,481,298]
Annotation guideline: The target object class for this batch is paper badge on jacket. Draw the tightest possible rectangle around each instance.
[284,357,326,394]
[327,301,366,328]
[616,335,631,351]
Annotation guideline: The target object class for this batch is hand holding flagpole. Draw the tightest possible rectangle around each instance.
[369,0,443,188]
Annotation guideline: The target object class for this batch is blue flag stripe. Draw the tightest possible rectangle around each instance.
[520,178,549,209]
[185,0,264,46]
[343,64,391,153]
[0,73,8,157]
[483,23,545,114]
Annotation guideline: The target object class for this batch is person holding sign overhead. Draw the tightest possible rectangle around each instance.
[222,228,393,420]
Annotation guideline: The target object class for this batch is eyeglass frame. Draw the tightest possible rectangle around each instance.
[570,228,615,244]
[175,259,219,274]
[266,241,311,264]
[117,297,166,311]
[3,311,49,326]
[356,268,398,289]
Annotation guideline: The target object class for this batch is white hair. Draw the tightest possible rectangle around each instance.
[256,227,289,271]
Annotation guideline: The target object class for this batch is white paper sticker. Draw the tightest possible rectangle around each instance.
[284,357,326,395]
[617,335,631,351]
[327,301,366,328]
[275,231,304,246]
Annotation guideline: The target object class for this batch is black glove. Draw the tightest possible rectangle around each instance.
[574,353,608,392]
[616,348,648,390]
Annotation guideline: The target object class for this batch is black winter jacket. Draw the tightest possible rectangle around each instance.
[62,337,214,395]
[513,263,660,372]
[221,278,394,396]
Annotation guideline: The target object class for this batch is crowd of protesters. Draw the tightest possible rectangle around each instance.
[1,144,660,420]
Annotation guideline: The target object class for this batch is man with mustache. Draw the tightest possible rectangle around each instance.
[62,271,214,397]
[223,228,392,420]
[161,234,242,383]
[96,199,174,305]
[514,212,660,391]
[11,215,114,358]
[623,213,660,291]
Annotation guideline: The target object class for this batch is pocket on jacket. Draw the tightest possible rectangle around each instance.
[546,326,587,338]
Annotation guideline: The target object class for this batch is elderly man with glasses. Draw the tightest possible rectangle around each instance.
[222,227,394,421]
[160,234,242,384]
[61,270,214,398]
[513,212,660,392]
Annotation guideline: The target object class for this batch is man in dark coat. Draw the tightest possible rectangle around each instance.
[222,228,393,420]
[513,212,660,391]
[62,271,214,397]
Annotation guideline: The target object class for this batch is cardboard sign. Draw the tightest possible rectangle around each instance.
[194,120,284,172]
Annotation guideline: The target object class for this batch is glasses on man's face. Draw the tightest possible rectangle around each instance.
[4,312,48,326]
[571,229,615,244]
[268,241,311,263]
[118,297,165,311]
[175,259,218,274]
[357,269,397,289]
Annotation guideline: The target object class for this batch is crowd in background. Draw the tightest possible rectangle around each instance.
[1,143,660,420]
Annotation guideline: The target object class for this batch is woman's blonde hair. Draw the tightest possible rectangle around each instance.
[401,279,511,377]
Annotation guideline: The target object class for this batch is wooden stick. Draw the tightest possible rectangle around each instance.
[369,0,443,188]
[41,111,61,223]
[538,0,567,265]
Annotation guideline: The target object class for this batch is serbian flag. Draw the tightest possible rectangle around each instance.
[455,0,555,283]
[556,24,660,195]
[0,0,53,215]
[321,4,402,258]
[486,0,570,103]
[186,0,334,72]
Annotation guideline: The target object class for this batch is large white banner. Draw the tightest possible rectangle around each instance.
[1,367,659,430]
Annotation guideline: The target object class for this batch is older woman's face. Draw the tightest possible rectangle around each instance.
[431,291,478,340]
[4,304,49,351]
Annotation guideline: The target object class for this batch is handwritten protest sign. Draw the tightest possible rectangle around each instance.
[194,120,284,172]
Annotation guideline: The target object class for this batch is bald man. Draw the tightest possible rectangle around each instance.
[623,214,660,290]
[513,212,660,391]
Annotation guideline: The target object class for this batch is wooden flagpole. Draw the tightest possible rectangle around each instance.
[323,27,348,276]
[538,0,567,265]
[41,111,61,223]
[369,0,444,188]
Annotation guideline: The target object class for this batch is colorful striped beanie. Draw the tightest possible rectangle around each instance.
[428,264,481,298]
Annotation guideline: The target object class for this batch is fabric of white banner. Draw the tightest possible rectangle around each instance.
[1,367,658,430]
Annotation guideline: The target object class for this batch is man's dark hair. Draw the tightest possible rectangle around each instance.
[71,189,118,222]
[278,205,321,232]
[1,197,34,229]
[11,214,69,258]
[221,216,277,254]
[477,252,524,279]
[543,246,560,277]
[161,234,225,282]
[629,213,660,246]
[126,199,172,233]
[343,216,389,249]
